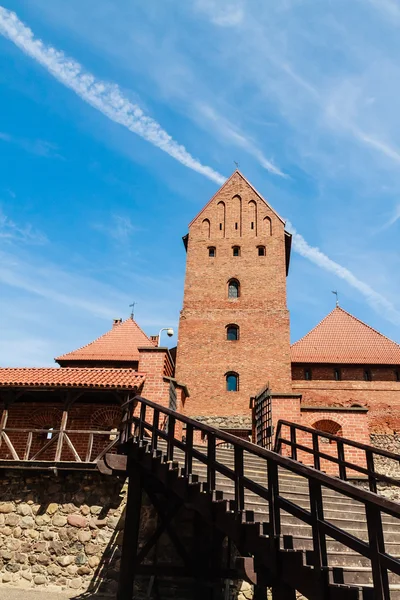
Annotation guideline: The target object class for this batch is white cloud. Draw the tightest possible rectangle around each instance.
[0,209,47,245]
[195,0,244,27]
[286,221,400,325]
[0,131,60,158]
[92,214,138,245]
[0,7,226,186]
[195,103,287,177]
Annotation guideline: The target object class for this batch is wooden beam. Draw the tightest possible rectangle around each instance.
[117,460,142,600]
[55,409,68,462]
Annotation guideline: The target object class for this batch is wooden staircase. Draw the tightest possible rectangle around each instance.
[104,396,400,600]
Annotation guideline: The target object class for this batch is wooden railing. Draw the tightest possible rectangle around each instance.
[274,420,400,493]
[120,395,400,599]
[0,427,119,463]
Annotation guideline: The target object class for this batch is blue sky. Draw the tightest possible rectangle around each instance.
[0,0,400,367]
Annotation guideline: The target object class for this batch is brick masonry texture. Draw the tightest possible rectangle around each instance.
[175,172,292,421]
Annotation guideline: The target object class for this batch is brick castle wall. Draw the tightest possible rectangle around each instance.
[176,172,292,423]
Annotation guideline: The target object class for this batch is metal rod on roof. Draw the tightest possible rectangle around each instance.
[331,290,339,307]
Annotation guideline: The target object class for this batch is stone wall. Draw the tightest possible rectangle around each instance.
[0,469,126,595]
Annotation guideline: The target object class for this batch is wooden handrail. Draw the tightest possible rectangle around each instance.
[121,394,400,598]
[274,419,400,492]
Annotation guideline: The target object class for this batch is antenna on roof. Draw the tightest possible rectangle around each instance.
[331,290,339,307]
[129,301,136,319]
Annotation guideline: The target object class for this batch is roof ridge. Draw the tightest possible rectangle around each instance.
[55,317,154,362]
[335,307,400,348]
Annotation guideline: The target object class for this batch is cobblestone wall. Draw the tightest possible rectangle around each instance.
[0,469,126,594]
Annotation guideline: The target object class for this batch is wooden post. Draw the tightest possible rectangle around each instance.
[0,406,9,450]
[55,409,68,462]
[117,459,142,600]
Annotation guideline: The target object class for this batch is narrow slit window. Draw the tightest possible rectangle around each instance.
[251,221,254,230]
[235,222,238,230]
[219,223,223,230]
[396,370,400,382]
[226,372,239,392]
[364,369,372,381]
[334,368,341,381]
[304,368,312,381]
[233,246,240,257]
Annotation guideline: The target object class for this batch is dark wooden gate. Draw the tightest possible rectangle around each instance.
[251,385,273,449]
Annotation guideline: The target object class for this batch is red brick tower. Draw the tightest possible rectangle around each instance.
[175,171,299,433]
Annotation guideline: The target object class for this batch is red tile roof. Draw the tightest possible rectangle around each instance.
[0,368,146,390]
[56,317,156,363]
[291,307,400,365]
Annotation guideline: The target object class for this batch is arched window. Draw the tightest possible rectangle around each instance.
[313,419,342,443]
[226,324,239,341]
[263,216,272,236]
[202,218,211,239]
[232,246,240,257]
[228,279,240,298]
[248,200,257,235]
[226,372,239,392]
[217,201,226,236]
[208,246,216,258]
[257,246,266,256]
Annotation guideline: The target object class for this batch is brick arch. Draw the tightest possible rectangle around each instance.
[29,408,63,429]
[312,419,343,437]
[90,407,122,430]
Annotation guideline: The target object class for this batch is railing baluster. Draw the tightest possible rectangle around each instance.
[166,415,175,462]
[290,425,297,461]
[365,503,390,600]
[151,409,159,455]
[138,402,146,440]
[312,432,320,471]
[234,445,244,512]
[267,459,281,578]
[337,439,346,481]
[309,478,329,597]
[207,433,216,492]
[366,449,377,494]
[184,424,193,477]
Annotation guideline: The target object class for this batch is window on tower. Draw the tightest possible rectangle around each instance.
[226,372,239,392]
[257,246,266,256]
[226,324,239,340]
[232,246,240,257]
[228,279,240,298]
[208,246,216,258]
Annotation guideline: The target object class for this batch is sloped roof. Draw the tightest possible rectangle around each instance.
[56,317,155,363]
[0,368,146,390]
[189,170,286,227]
[291,307,400,365]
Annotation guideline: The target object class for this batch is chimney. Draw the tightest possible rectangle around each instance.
[113,318,123,327]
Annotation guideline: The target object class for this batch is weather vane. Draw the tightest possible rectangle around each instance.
[331,291,339,307]
[129,301,136,319]
[234,161,239,169]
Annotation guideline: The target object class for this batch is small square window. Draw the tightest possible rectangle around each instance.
[258,246,266,256]
[233,246,240,257]
[208,247,216,257]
